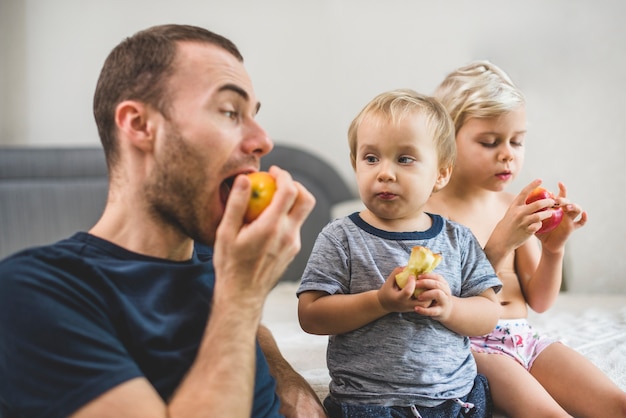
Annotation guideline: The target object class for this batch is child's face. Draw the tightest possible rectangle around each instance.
[454,107,527,192]
[354,112,447,222]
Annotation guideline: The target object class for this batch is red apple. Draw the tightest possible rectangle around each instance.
[525,187,564,234]
[244,172,276,223]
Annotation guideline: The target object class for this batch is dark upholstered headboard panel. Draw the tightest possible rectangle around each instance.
[0,147,109,259]
[0,145,355,282]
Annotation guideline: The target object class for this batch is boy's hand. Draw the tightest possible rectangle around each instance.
[377,268,431,312]
[412,272,453,319]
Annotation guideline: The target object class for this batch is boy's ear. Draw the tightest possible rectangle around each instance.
[114,100,157,152]
[433,165,452,193]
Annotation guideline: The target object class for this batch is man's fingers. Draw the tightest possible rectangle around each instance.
[221,174,250,230]
[290,182,316,223]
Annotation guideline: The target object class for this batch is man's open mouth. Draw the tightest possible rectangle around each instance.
[220,176,237,205]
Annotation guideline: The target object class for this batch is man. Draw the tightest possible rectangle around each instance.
[0,24,324,417]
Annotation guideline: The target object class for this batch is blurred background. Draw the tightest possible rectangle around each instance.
[1,0,625,293]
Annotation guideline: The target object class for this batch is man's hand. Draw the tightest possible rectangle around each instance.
[214,166,316,309]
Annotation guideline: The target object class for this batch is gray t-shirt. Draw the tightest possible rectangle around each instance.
[297,212,501,407]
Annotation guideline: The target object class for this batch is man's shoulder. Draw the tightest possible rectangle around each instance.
[1,232,97,269]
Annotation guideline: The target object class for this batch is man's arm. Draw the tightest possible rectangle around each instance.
[72,169,315,417]
[70,287,264,418]
[258,325,327,418]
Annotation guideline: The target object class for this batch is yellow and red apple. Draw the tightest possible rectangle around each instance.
[525,187,563,234]
[244,172,276,223]
[395,246,442,297]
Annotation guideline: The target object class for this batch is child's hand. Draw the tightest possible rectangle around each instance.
[412,272,453,319]
[491,180,546,251]
[535,182,588,253]
[377,268,431,312]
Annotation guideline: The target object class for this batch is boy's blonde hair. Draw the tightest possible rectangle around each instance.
[348,88,456,171]
[433,60,525,133]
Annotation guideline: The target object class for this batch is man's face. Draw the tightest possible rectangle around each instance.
[145,41,272,245]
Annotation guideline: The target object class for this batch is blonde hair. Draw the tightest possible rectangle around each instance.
[348,88,456,171]
[433,60,525,133]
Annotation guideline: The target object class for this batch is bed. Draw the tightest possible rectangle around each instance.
[2,144,624,415]
[264,282,626,412]
[263,195,626,414]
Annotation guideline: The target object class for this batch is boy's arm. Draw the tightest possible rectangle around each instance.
[298,269,424,335]
[298,290,389,335]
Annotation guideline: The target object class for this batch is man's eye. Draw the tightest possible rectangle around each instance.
[223,110,239,120]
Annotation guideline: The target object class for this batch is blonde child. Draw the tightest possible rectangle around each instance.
[297,89,502,418]
[426,60,626,417]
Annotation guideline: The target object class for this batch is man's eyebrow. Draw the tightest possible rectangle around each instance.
[218,83,261,114]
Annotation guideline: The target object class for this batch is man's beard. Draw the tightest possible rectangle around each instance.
[144,124,208,244]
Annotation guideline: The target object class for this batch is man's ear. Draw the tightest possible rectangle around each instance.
[115,100,156,152]
[433,165,452,193]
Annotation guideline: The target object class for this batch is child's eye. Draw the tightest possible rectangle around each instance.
[480,142,498,148]
[365,155,378,163]
[398,156,415,164]
[511,141,524,147]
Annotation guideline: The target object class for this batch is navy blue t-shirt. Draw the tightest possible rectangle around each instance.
[0,233,282,418]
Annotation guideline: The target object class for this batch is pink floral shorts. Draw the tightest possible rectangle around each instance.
[470,319,559,370]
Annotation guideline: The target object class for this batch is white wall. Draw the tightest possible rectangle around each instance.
[2,0,625,293]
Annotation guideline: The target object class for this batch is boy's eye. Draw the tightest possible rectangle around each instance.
[480,142,498,148]
[365,155,378,163]
[398,156,415,164]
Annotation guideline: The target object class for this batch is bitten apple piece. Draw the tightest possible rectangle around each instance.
[395,246,442,297]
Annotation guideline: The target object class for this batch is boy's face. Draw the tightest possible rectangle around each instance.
[353,112,448,226]
[454,107,526,192]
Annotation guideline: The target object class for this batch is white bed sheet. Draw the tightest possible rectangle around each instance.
[263,282,626,406]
